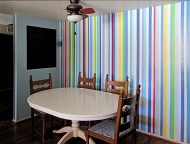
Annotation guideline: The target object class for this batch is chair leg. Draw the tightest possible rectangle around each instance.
[50,115,53,129]
[31,108,34,136]
[134,116,137,144]
[85,131,89,144]
[64,119,67,126]
[132,129,136,144]
[42,114,46,142]
[134,128,136,144]
[88,121,91,127]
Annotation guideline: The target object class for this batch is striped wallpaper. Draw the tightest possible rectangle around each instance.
[61,1,190,143]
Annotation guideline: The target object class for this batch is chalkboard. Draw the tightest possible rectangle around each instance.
[27,26,56,70]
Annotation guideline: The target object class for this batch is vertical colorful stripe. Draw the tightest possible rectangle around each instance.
[186,2,190,143]
[180,2,184,141]
[62,2,190,143]
[170,4,175,139]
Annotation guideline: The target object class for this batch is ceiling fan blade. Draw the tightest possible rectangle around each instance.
[80,8,95,14]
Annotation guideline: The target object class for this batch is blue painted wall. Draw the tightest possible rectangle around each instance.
[14,14,61,121]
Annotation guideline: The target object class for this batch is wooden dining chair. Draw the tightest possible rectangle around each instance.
[78,72,96,90]
[29,73,53,142]
[105,74,129,95]
[78,72,96,127]
[85,91,137,144]
[134,84,141,143]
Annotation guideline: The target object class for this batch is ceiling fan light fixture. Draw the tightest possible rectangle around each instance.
[67,14,83,22]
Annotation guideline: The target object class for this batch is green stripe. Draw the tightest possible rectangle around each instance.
[94,17,97,73]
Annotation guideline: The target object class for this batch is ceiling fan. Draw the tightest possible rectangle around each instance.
[65,0,95,23]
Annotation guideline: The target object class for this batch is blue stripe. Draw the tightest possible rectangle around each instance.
[79,23,82,75]
[124,11,128,80]
[114,14,117,79]
[181,1,184,141]
[61,22,63,87]
[148,7,152,133]
[160,6,164,136]
[88,18,92,77]
[141,9,146,131]
[187,2,190,143]
[97,16,101,90]
[112,13,115,81]
[83,21,86,76]
[136,9,140,129]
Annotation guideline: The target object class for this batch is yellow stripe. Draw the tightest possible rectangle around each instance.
[163,5,168,137]
[121,12,124,81]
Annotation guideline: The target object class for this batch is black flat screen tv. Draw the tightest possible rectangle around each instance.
[27,26,56,70]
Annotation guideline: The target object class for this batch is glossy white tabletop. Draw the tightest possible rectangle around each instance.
[27,88,119,121]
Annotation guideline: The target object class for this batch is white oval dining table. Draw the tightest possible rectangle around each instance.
[27,87,119,144]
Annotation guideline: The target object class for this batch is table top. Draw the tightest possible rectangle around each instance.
[27,88,119,121]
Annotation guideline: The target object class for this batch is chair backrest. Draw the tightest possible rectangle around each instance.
[135,84,141,112]
[29,73,52,95]
[104,74,129,95]
[134,84,141,127]
[78,72,96,90]
[114,91,136,142]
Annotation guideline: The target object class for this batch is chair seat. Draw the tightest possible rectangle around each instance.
[85,87,141,144]
[88,119,115,139]
[88,119,132,139]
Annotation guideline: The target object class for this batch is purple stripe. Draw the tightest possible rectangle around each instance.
[148,7,152,133]
[187,2,190,143]
[97,16,101,90]
[180,1,184,141]
[112,13,115,81]
[160,6,164,136]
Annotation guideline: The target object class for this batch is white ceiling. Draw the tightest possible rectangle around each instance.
[0,0,181,22]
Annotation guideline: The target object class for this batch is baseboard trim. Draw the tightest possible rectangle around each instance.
[12,116,30,123]
[137,129,181,144]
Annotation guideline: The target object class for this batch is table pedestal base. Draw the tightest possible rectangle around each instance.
[53,120,95,144]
